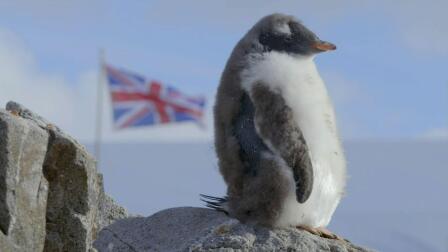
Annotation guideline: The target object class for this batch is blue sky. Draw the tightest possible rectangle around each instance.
[1,3,447,250]
[0,0,447,142]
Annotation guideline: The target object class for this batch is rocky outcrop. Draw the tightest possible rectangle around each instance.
[0,101,127,252]
[94,207,373,252]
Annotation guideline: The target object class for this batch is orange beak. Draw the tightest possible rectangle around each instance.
[312,41,337,52]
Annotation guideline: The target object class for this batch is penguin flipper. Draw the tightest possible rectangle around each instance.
[248,82,314,203]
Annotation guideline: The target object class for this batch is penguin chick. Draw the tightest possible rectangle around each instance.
[204,13,346,237]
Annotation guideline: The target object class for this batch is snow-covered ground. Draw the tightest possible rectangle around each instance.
[89,141,448,251]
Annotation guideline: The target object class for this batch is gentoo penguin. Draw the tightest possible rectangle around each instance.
[202,13,346,239]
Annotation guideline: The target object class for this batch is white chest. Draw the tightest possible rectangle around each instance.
[241,52,342,159]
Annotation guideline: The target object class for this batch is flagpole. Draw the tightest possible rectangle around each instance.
[95,49,105,170]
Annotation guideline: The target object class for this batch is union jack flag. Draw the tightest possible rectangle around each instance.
[104,64,206,129]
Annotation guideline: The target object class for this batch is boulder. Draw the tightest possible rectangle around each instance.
[0,101,128,252]
[94,207,373,252]
[0,103,50,252]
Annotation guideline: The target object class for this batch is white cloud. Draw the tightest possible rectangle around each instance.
[420,128,448,141]
[0,28,214,143]
[0,28,88,136]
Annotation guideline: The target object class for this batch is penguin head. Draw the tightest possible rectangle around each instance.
[245,13,336,57]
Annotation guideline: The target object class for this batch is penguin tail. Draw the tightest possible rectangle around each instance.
[200,194,229,215]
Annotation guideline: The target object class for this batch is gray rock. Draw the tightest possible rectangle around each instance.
[0,101,128,252]
[94,207,373,252]
[0,108,49,252]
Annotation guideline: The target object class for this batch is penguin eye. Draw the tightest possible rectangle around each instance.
[245,210,252,216]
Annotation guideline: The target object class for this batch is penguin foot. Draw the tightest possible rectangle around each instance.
[296,225,347,241]
[315,227,345,240]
